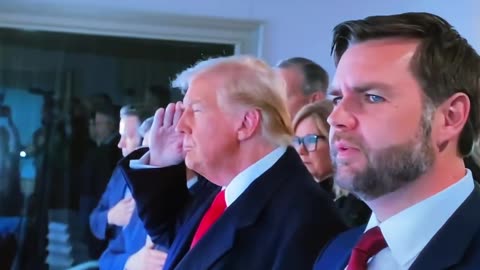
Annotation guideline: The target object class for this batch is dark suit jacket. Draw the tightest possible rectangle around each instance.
[314,184,480,270]
[121,147,347,270]
[98,176,206,269]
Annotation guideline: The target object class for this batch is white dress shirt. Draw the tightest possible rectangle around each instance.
[224,146,286,207]
[129,146,287,206]
[360,169,474,270]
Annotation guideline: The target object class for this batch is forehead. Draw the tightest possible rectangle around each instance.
[278,68,303,87]
[183,72,222,105]
[120,115,140,128]
[332,38,420,92]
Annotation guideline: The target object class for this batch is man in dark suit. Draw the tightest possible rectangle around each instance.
[121,56,347,270]
[314,12,480,269]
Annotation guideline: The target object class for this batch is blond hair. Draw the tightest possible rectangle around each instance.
[292,100,334,138]
[172,55,293,146]
[292,100,350,198]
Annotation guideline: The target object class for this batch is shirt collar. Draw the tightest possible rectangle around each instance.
[224,146,287,207]
[365,169,475,267]
[187,176,198,189]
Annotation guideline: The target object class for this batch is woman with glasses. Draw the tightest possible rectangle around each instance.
[292,100,370,227]
[292,101,334,193]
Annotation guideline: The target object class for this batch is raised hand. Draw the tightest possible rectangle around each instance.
[148,102,185,167]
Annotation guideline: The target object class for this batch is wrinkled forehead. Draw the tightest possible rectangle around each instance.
[330,38,419,93]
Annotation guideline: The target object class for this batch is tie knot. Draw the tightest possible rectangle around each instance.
[211,190,226,210]
[356,226,387,257]
[347,226,387,270]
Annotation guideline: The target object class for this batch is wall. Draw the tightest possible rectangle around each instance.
[4,0,480,76]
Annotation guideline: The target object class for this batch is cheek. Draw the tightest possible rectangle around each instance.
[359,111,421,150]
[313,144,331,165]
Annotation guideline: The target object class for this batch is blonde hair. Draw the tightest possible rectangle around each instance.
[172,55,293,146]
[292,100,334,138]
[292,100,350,198]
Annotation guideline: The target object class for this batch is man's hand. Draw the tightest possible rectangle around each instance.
[107,197,135,226]
[148,102,185,167]
[125,236,168,270]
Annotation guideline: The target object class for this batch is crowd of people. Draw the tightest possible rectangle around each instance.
[83,13,480,270]
[69,11,480,270]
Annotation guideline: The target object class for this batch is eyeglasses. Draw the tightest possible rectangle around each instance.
[292,134,325,152]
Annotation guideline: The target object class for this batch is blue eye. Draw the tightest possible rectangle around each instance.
[367,94,385,103]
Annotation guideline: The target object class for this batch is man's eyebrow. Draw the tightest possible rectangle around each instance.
[327,86,341,96]
[327,82,392,96]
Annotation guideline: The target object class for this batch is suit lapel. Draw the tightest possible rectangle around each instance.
[165,180,220,270]
[409,184,480,270]
[175,148,296,270]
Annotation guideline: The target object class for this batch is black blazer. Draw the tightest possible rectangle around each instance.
[314,184,480,270]
[121,147,347,270]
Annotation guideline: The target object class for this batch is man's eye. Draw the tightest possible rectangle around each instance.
[366,94,385,103]
[331,96,342,105]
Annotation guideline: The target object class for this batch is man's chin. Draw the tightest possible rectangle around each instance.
[184,154,196,170]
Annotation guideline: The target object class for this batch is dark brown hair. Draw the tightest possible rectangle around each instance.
[332,12,480,156]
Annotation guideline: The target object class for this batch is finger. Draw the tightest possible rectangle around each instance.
[173,101,184,126]
[163,103,176,127]
[152,107,165,129]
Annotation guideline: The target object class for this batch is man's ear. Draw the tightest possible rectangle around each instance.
[434,92,470,148]
[237,108,262,141]
[309,91,325,103]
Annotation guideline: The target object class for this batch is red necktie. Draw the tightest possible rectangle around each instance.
[347,226,387,270]
[190,190,227,248]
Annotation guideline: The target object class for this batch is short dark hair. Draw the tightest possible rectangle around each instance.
[332,12,480,156]
[276,57,329,95]
[94,105,117,125]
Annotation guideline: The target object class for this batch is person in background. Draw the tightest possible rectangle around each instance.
[292,100,370,227]
[80,105,122,258]
[0,106,22,216]
[98,109,167,270]
[89,105,144,260]
[276,57,329,119]
[314,12,480,269]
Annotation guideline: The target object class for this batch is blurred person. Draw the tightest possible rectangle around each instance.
[276,57,329,119]
[121,55,346,270]
[0,108,22,216]
[138,116,154,147]
[314,12,480,270]
[292,101,370,227]
[89,105,144,262]
[80,105,122,258]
